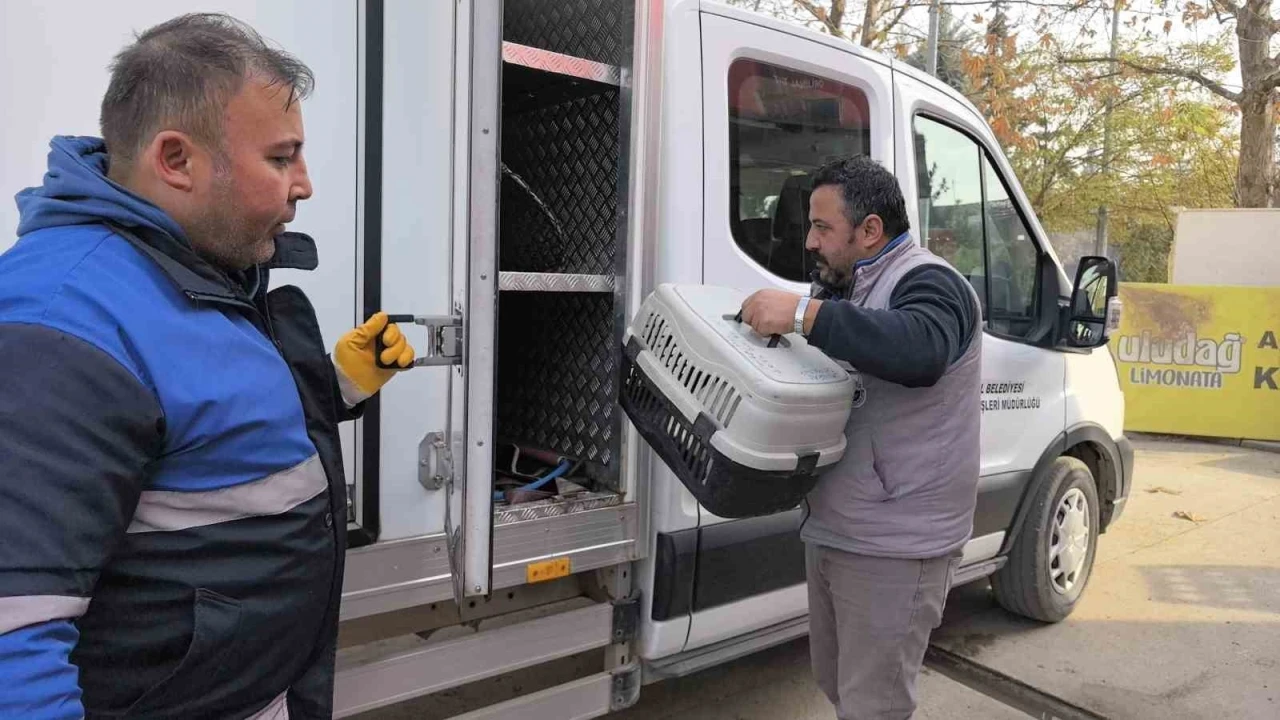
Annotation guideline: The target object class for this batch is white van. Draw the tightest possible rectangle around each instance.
[1,0,1132,717]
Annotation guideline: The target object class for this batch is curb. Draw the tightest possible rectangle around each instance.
[1242,440,1280,455]
[1130,432,1280,455]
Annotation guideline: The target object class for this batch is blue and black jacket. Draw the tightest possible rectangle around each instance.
[0,136,357,719]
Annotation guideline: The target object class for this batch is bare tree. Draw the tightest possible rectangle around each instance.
[794,0,849,37]
[789,0,916,47]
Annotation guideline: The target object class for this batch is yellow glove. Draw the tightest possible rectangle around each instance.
[333,312,415,407]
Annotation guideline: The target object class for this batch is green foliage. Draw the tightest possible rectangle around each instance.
[954,16,1237,266]
[903,8,977,94]
[1116,223,1173,282]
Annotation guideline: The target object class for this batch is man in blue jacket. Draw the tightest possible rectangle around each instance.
[0,14,413,719]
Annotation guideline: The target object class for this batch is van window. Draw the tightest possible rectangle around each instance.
[981,155,1040,336]
[912,117,985,289]
[728,59,871,283]
[913,115,1042,340]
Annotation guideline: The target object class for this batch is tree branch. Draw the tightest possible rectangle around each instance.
[1256,65,1280,92]
[878,1,914,45]
[793,0,847,38]
[1062,56,1243,103]
[1207,0,1241,18]
[861,0,878,47]
[1030,88,1150,205]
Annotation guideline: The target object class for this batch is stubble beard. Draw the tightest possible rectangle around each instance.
[187,172,274,273]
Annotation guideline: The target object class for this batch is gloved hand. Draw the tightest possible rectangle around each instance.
[333,312,415,407]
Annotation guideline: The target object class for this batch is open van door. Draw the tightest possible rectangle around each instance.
[445,0,502,600]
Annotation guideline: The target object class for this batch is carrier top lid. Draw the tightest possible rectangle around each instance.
[669,285,847,386]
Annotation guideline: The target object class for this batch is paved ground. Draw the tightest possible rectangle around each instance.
[358,437,1280,719]
[610,638,1024,720]
[928,436,1280,720]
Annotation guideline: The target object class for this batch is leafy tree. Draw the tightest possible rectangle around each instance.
[724,0,1240,277]
[1061,0,1279,207]
[903,6,978,93]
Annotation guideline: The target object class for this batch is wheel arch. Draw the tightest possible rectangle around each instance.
[999,423,1124,557]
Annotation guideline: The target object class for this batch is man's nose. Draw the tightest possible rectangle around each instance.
[292,156,313,201]
[805,229,818,251]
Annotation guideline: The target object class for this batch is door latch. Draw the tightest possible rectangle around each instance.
[378,314,463,368]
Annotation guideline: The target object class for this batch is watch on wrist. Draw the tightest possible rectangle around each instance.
[794,295,811,336]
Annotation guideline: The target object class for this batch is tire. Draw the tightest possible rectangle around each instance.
[991,456,1100,623]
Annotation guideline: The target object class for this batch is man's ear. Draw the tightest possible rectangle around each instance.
[860,214,885,248]
[147,131,199,192]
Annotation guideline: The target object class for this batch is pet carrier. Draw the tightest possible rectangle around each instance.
[620,284,855,518]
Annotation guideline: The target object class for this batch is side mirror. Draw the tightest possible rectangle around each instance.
[1063,256,1120,349]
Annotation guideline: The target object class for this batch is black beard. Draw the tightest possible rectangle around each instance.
[811,266,850,299]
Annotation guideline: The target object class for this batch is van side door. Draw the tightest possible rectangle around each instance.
[686,5,895,653]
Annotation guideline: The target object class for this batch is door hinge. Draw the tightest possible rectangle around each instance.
[610,662,641,711]
[419,431,453,491]
[389,314,464,367]
[611,593,641,645]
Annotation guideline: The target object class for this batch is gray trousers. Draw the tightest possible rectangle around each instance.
[805,543,957,720]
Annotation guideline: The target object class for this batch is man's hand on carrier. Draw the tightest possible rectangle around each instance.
[333,312,415,407]
[740,289,820,338]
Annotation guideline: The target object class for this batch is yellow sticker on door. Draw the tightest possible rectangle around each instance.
[527,557,572,583]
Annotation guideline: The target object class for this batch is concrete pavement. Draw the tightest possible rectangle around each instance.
[930,436,1280,720]
[610,637,1025,720]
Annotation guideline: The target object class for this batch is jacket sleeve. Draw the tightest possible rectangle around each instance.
[805,265,979,388]
[0,323,163,719]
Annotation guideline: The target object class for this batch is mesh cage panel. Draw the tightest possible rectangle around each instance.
[496,292,619,476]
[503,0,634,67]
[636,310,743,428]
[500,89,620,274]
[619,348,822,518]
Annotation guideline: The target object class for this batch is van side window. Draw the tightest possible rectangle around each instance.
[728,59,871,283]
[981,155,1040,336]
[912,117,985,299]
[913,115,1042,339]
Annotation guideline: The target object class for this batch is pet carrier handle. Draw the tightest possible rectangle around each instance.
[733,311,782,348]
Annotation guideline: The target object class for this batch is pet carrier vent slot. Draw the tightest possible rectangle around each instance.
[637,312,742,429]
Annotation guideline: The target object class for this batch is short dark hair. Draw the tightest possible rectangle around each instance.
[100,13,314,171]
[811,155,910,240]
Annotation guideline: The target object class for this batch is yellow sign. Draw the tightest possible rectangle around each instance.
[1109,283,1280,441]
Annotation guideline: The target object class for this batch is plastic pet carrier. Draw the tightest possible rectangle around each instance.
[620,284,855,518]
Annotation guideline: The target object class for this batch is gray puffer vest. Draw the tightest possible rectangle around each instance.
[800,239,982,560]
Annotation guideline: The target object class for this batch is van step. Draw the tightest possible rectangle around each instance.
[451,664,639,720]
[334,601,615,718]
[341,504,639,621]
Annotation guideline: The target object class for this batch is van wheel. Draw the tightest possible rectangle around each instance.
[991,456,1099,623]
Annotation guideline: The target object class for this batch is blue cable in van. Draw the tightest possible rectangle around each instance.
[494,459,573,501]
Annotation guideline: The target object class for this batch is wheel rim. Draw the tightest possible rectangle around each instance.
[1049,488,1090,595]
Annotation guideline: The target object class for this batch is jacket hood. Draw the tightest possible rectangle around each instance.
[15,135,189,242]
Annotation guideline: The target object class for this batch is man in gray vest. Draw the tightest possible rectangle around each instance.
[739,155,982,720]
